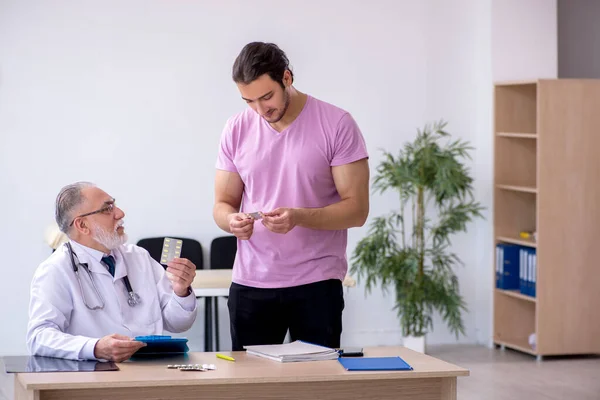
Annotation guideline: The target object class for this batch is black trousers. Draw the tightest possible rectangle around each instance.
[227,279,344,351]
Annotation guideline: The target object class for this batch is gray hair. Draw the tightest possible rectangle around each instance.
[55,182,95,234]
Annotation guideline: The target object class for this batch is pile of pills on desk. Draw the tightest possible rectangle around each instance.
[167,364,216,371]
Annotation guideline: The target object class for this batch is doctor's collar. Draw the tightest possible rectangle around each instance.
[68,240,116,264]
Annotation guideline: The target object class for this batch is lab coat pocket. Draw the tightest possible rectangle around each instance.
[143,294,162,326]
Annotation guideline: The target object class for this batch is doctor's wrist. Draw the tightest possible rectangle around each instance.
[81,338,100,361]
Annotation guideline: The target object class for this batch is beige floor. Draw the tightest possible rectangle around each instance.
[427,345,600,400]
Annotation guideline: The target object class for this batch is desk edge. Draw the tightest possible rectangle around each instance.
[18,368,470,391]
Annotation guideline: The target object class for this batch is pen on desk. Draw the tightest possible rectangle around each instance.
[216,354,235,362]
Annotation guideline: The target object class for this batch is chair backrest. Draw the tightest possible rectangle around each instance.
[209,236,237,270]
[136,237,203,270]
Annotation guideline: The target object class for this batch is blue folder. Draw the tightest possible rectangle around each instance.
[496,243,520,290]
[338,356,413,371]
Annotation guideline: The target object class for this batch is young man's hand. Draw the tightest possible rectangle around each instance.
[262,208,300,234]
[227,213,256,240]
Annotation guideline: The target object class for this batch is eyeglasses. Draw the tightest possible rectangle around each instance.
[69,198,116,227]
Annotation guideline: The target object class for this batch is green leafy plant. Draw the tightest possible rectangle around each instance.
[351,120,484,338]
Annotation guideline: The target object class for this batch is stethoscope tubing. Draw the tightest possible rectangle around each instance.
[65,242,140,309]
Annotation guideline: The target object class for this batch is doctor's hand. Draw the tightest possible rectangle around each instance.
[262,208,299,234]
[227,212,255,240]
[94,334,146,362]
[166,258,196,297]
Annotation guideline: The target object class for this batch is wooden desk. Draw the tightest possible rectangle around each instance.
[14,347,468,400]
[191,269,357,294]
[192,269,234,297]
[191,270,357,352]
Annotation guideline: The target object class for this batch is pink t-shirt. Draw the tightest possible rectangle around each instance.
[216,95,369,288]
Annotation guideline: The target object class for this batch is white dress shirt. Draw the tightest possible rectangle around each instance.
[26,240,197,360]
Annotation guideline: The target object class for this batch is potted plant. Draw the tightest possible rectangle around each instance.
[350,120,484,353]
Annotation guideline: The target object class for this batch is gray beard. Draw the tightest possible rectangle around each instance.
[92,224,127,250]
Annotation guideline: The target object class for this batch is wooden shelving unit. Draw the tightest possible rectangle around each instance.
[495,236,536,248]
[493,79,600,359]
[495,289,537,303]
[496,184,538,194]
[496,132,538,139]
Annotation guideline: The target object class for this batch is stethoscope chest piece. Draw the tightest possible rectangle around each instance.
[126,290,141,307]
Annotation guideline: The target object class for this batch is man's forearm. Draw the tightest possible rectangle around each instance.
[213,202,238,232]
[296,198,368,230]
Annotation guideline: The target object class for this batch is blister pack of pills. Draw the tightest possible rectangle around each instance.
[167,364,216,371]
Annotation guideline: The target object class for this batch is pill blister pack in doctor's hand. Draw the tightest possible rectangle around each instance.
[167,364,216,371]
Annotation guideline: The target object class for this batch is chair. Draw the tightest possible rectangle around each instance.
[210,236,237,270]
[136,237,203,270]
[208,235,237,351]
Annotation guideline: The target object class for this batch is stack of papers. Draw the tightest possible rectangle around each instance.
[244,340,339,362]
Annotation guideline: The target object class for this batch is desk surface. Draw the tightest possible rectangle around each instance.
[16,347,468,391]
[192,269,356,290]
[192,269,234,290]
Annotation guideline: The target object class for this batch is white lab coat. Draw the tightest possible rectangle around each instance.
[26,240,198,360]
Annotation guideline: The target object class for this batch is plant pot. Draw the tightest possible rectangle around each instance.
[403,335,426,353]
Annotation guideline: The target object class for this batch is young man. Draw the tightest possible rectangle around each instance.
[27,182,198,361]
[214,42,369,350]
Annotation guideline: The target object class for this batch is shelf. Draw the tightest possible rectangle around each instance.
[496,184,538,194]
[495,289,536,303]
[494,339,538,356]
[494,189,537,244]
[494,84,537,133]
[494,136,537,187]
[493,291,536,356]
[496,132,537,139]
[496,236,537,248]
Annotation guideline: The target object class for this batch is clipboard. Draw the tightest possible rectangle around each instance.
[133,335,189,356]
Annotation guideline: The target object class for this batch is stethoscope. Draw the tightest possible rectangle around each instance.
[66,242,141,310]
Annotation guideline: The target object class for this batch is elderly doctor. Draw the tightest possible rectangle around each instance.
[27,182,198,362]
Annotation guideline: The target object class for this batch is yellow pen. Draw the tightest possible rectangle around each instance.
[216,353,235,362]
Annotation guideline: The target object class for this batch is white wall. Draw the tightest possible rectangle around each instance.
[0,0,557,358]
[421,0,493,345]
[492,0,558,81]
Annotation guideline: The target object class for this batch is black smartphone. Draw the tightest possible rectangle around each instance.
[338,347,364,357]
